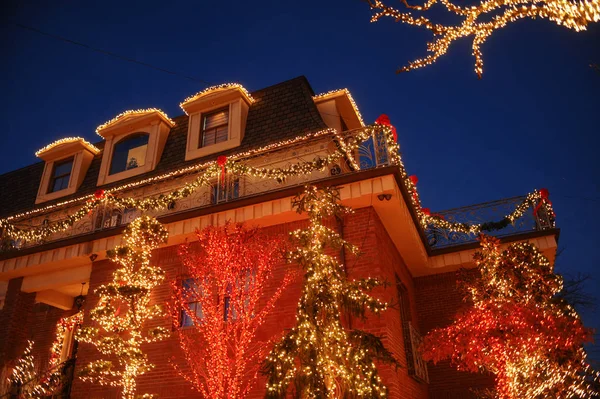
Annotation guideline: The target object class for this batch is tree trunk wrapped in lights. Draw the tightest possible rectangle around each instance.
[422,235,600,399]
[170,222,295,399]
[76,216,169,399]
[367,0,600,77]
[263,186,397,399]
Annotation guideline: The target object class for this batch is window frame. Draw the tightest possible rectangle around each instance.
[47,156,74,194]
[200,107,229,148]
[109,132,150,176]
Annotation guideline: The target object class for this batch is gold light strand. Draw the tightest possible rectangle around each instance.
[368,0,600,77]
[180,83,255,114]
[96,108,175,135]
[313,88,366,126]
[35,137,101,157]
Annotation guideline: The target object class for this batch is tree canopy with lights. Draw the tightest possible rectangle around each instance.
[263,186,397,398]
[170,222,294,399]
[422,235,600,399]
[77,216,170,399]
[367,0,600,77]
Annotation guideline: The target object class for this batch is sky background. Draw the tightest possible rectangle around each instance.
[1,0,599,359]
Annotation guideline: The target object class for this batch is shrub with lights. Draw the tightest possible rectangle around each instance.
[422,235,600,399]
[76,216,169,399]
[263,186,397,398]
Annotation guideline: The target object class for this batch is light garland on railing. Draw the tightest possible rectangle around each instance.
[96,109,175,135]
[313,88,366,127]
[367,0,600,77]
[35,137,101,157]
[0,123,555,248]
[180,83,255,114]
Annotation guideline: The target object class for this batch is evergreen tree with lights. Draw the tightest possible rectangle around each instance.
[77,216,170,399]
[263,186,397,399]
[8,341,38,398]
[422,235,600,399]
[170,222,294,399]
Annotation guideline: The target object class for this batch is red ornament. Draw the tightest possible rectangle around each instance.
[217,155,227,188]
[94,189,105,199]
[422,208,431,216]
[409,175,419,185]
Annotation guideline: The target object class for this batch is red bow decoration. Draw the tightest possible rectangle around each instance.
[534,188,555,217]
[375,114,398,142]
[94,189,105,199]
[422,207,431,216]
[217,155,227,188]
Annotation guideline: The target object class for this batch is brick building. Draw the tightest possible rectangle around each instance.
[0,76,558,398]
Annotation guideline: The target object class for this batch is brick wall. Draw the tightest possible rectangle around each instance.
[414,271,495,399]
[2,207,457,399]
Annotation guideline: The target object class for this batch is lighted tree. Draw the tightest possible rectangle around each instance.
[170,222,294,399]
[77,216,170,399]
[263,186,397,399]
[8,341,39,398]
[367,0,600,77]
[422,235,600,399]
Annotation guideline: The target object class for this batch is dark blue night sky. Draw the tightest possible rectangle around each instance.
[1,0,599,359]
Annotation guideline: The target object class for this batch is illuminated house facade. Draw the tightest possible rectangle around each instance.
[0,76,558,399]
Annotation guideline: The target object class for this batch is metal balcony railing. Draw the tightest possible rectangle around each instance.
[425,195,556,249]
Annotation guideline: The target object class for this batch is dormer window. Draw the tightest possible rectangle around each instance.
[95,109,174,186]
[110,133,149,174]
[180,84,254,161]
[201,107,229,148]
[35,137,100,204]
[48,157,74,193]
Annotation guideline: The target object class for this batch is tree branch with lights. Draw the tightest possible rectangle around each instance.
[367,0,600,77]
[421,235,600,399]
[170,222,295,399]
[263,186,397,398]
[76,216,170,399]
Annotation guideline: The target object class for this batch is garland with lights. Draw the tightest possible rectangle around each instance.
[262,186,397,398]
[421,235,600,399]
[170,222,294,399]
[76,216,169,399]
[0,121,555,248]
[367,0,600,77]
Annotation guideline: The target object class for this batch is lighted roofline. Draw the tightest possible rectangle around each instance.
[35,137,101,158]
[95,108,175,137]
[179,83,255,115]
[313,88,365,127]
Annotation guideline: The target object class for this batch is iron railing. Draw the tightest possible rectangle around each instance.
[425,195,555,250]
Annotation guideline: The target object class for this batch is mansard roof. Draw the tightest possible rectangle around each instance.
[0,76,328,219]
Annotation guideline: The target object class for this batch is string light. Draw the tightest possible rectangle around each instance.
[0,124,554,249]
[368,0,600,77]
[95,109,175,136]
[422,235,600,398]
[170,222,294,398]
[180,83,256,114]
[313,89,366,127]
[263,186,397,398]
[76,216,169,399]
[35,137,101,157]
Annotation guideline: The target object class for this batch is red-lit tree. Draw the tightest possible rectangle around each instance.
[422,235,600,399]
[170,222,294,399]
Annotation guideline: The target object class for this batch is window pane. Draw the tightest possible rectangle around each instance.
[200,108,229,148]
[110,133,149,175]
[48,158,73,193]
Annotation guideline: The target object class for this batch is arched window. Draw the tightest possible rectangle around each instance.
[109,133,149,175]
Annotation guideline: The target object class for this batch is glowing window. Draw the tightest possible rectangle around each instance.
[201,107,229,148]
[48,157,74,193]
[109,133,149,175]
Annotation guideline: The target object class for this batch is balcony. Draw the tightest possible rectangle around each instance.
[425,196,556,250]
[0,125,557,258]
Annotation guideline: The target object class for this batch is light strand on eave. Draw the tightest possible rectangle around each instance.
[313,88,366,127]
